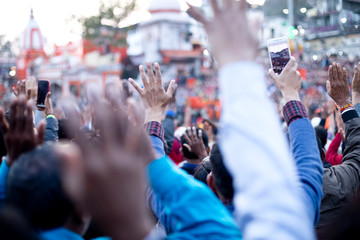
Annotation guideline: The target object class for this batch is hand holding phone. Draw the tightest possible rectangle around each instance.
[37,80,49,109]
[267,37,291,75]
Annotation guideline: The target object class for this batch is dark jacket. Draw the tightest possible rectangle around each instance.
[317,110,360,231]
[162,113,175,155]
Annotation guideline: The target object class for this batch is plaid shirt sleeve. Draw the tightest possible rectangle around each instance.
[144,121,165,142]
[283,100,308,127]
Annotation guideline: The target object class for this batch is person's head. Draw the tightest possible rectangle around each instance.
[315,126,327,149]
[6,144,74,230]
[194,159,211,184]
[207,144,234,201]
[180,127,209,160]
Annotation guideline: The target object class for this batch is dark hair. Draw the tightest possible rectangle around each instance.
[209,144,234,200]
[180,128,209,160]
[194,159,211,184]
[0,207,39,240]
[315,126,327,148]
[6,144,74,230]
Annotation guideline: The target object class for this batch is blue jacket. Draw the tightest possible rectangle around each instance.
[148,135,242,239]
[288,118,324,225]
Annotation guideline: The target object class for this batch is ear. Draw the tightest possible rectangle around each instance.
[206,146,210,155]
[207,172,217,195]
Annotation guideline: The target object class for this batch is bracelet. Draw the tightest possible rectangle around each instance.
[46,114,56,119]
[337,102,354,113]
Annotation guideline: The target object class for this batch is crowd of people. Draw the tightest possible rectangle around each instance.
[1,0,360,239]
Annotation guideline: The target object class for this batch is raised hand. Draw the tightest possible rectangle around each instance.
[183,127,208,160]
[128,62,176,123]
[326,63,351,108]
[0,96,45,166]
[44,92,54,115]
[351,62,360,104]
[187,0,258,66]
[268,57,301,102]
[60,101,155,240]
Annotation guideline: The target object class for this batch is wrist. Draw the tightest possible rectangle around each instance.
[282,91,300,102]
[335,98,351,108]
[144,109,163,124]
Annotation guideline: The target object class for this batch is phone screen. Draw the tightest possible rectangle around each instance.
[267,38,291,74]
[37,80,49,108]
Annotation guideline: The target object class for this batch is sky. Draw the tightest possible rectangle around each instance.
[0,0,202,48]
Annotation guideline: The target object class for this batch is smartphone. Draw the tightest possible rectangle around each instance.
[267,37,291,74]
[37,80,49,108]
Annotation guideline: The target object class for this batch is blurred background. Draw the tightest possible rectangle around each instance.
[1,0,360,123]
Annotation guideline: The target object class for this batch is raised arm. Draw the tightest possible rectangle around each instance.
[130,61,242,238]
[318,63,360,230]
[188,1,314,239]
[269,57,324,225]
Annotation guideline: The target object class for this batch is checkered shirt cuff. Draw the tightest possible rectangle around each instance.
[283,100,308,126]
[144,121,164,142]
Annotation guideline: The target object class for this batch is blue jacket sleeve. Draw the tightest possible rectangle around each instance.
[150,136,165,158]
[0,159,9,200]
[288,118,323,225]
[44,117,58,142]
[148,156,242,239]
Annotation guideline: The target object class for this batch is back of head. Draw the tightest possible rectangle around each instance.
[315,126,327,148]
[209,144,234,200]
[6,144,73,230]
[194,159,211,184]
[180,128,209,160]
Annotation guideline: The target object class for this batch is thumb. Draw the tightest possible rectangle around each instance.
[183,143,192,152]
[326,80,331,94]
[283,56,296,72]
[166,80,176,98]
[268,69,277,80]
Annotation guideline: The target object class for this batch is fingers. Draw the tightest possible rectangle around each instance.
[128,78,144,95]
[0,108,9,135]
[223,0,235,10]
[342,67,347,84]
[237,0,248,11]
[20,80,26,94]
[146,62,156,87]
[36,120,46,146]
[192,126,197,140]
[186,3,208,25]
[9,98,17,131]
[139,65,150,90]
[24,101,34,134]
[166,80,176,98]
[183,131,192,145]
[183,143,192,152]
[210,0,220,16]
[46,92,52,100]
[154,62,163,87]
[16,96,27,133]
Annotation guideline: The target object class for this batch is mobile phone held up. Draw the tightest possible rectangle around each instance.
[37,80,49,108]
[267,37,291,75]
